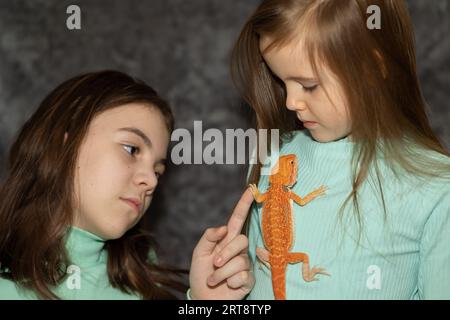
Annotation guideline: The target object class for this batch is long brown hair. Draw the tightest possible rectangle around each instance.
[231,0,450,238]
[0,70,188,299]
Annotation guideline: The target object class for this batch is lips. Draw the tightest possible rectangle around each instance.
[297,114,316,125]
[301,121,317,129]
[120,197,142,213]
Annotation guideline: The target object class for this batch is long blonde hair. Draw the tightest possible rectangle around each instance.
[231,0,450,238]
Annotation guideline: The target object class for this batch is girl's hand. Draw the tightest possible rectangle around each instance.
[189,188,255,300]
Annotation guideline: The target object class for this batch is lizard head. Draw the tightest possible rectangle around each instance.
[269,154,298,187]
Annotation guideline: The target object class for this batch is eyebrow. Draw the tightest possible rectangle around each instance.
[118,127,153,148]
[285,76,318,83]
[261,56,318,83]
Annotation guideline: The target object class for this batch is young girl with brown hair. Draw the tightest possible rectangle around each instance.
[0,70,254,299]
[231,0,449,299]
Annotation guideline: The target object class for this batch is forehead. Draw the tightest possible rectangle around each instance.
[260,35,340,86]
[93,103,158,123]
[259,35,315,74]
[89,103,170,151]
[259,34,305,57]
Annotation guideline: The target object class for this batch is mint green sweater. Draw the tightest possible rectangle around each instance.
[0,227,142,299]
[246,130,450,300]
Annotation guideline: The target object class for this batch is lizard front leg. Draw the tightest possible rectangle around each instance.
[290,185,328,206]
[248,184,268,203]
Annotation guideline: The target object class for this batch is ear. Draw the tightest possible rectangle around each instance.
[373,49,387,79]
[64,132,68,144]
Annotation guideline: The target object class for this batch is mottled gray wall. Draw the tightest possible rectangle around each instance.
[0,0,449,274]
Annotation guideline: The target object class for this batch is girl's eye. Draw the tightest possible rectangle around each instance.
[302,84,318,92]
[123,145,139,156]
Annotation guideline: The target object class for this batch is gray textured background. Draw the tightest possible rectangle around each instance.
[0,0,449,274]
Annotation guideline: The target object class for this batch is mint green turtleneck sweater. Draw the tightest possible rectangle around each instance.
[0,227,141,299]
[246,130,450,300]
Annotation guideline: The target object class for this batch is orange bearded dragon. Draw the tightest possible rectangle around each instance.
[249,154,329,300]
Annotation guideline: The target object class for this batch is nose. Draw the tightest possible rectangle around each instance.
[134,169,158,196]
[285,91,308,112]
[286,101,307,112]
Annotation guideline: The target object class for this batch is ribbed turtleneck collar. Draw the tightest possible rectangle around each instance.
[290,129,355,158]
[267,130,357,191]
[65,226,107,268]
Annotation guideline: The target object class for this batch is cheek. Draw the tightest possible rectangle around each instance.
[317,102,349,131]
[76,150,132,204]
[333,105,352,133]
[308,93,330,119]
[331,93,351,129]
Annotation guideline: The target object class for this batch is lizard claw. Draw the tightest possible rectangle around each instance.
[302,265,330,282]
[318,185,328,196]
[256,247,271,270]
[312,266,330,277]
[248,184,258,198]
[258,260,271,271]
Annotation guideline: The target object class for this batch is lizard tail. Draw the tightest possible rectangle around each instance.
[271,263,287,300]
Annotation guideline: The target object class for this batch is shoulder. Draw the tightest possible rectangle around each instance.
[0,277,37,300]
[383,150,450,218]
[407,149,450,196]
[377,144,450,189]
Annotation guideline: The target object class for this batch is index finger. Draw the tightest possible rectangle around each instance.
[226,188,254,238]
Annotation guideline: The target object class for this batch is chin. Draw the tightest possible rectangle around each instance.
[310,132,332,143]
[311,131,347,143]
[99,223,132,240]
